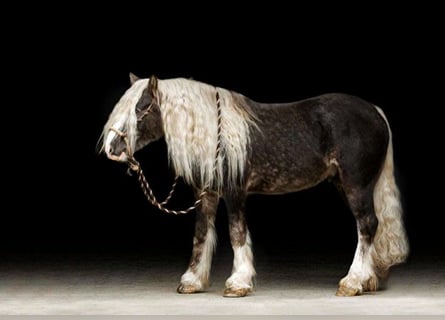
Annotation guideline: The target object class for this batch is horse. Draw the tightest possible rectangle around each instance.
[100,73,409,297]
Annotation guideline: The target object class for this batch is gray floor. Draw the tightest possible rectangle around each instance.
[0,250,444,315]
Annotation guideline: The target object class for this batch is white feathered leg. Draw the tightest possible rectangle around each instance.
[337,228,378,296]
[178,192,218,294]
[224,232,256,297]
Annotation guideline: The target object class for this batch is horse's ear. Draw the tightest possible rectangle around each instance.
[148,75,158,96]
[129,72,139,84]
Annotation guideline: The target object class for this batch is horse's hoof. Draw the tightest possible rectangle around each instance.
[363,276,379,292]
[223,287,251,297]
[335,285,361,297]
[177,284,201,294]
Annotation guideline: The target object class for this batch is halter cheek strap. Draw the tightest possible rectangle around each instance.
[137,102,154,122]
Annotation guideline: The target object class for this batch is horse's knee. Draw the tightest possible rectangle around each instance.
[229,220,248,247]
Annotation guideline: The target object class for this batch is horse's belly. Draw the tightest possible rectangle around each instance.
[247,178,314,194]
[246,161,333,194]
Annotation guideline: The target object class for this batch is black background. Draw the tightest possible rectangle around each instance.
[3,7,443,262]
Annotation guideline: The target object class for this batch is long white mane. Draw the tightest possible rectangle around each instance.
[103,77,257,191]
[160,78,257,190]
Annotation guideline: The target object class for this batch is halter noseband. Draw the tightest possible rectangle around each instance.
[109,127,139,170]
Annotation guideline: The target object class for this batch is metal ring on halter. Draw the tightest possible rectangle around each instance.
[127,156,140,171]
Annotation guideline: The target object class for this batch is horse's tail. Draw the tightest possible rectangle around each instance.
[371,106,409,275]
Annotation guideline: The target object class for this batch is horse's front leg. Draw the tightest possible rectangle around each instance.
[177,190,218,294]
[224,189,256,297]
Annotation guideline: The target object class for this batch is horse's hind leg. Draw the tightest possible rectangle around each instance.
[336,184,380,296]
[177,191,218,294]
[223,190,256,297]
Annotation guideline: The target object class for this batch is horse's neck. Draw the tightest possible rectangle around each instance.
[234,94,289,116]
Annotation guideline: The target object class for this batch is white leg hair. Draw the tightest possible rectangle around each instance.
[225,232,256,296]
[337,228,377,296]
[179,226,216,292]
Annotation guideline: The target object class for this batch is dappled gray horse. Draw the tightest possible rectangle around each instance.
[100,74,408,297]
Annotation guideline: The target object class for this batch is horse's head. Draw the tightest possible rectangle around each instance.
[101,74,164,162]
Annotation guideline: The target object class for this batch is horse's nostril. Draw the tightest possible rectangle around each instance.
[109,146,114,154]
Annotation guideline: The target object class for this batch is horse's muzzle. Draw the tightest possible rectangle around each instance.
[105,130,129,162]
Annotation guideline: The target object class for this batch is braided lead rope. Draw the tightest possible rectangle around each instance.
[132,161,206,215]
[159,176,179,205]
[122,89,223,215]
[109,127,178,206]
[214,91,223,183]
